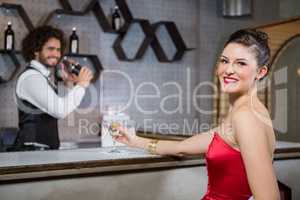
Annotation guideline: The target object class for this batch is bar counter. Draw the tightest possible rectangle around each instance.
[0,139,300,200]
[0,139,300,182]
[0,146,204,183]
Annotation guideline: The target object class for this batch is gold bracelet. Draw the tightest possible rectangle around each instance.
[147,139,159,154]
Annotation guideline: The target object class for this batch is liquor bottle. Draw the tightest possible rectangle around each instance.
[62,57,82,76]
[69,27,79,54]
[112,5,121,31]
[55,57,82,81]
[4,21,14,51]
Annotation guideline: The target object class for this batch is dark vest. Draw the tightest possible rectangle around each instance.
[15,66,59,149]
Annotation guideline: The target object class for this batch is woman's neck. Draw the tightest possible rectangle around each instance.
[228,87,258,111]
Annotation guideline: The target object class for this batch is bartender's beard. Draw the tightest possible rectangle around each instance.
[38,54,61,68]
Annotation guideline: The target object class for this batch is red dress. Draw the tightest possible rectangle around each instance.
[202,133,252,200]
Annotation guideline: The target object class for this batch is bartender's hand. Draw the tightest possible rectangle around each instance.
[76,67,93,88]
[61,70,77,87]
[60,61,77,87]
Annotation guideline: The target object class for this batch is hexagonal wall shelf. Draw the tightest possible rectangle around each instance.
[0,3,34,31]
[57,0,194,62]
[41,9,87,26]
[112,19,154,61]
[63,53,103,83]
[58,0,133,34]
[151,21,194,62]
[0,0,194,79]
[0,50,21,83]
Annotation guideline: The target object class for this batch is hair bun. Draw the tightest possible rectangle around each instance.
[256,30,269,43]
[245,29,269,43]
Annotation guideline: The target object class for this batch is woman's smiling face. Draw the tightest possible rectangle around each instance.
[217,42,261,95]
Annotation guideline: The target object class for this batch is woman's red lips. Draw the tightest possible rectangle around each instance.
[223,76,238,84]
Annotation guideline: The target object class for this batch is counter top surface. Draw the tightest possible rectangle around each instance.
[0,146,159,168]
[0,140,300,182]
[275,140,300,148]
[0,140,299,168]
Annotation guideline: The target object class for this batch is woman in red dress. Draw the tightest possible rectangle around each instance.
[115,29,280,200]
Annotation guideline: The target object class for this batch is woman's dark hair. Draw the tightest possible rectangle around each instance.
[21,25,66,62]
[225,29,270,69]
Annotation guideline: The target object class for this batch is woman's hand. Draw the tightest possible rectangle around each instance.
[114,126,143,148]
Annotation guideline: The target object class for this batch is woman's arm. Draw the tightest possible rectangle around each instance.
[233,109,280,200]
[116,127,216,156]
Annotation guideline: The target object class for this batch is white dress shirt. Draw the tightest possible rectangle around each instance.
[16,60,86,119]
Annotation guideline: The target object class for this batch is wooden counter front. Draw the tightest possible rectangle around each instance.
[0,140,300,183]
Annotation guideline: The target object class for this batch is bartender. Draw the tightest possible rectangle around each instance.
[14,25,93,150]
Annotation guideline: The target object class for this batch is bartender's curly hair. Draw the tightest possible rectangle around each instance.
[22,25,66,62]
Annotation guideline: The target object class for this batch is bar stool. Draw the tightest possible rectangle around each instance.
[278,180,292,200]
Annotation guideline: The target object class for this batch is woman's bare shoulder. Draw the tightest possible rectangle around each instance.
[233,102,272,129]
[232,103,276,153]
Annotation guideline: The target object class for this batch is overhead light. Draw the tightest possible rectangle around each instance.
[297,67,300,77]
[222,0,252,17]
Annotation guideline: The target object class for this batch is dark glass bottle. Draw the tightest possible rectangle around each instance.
[62,58,82,76]
[112,5,121,31]
[69,27,79,54]
[55,57,82,81]
[4,21,14,51]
